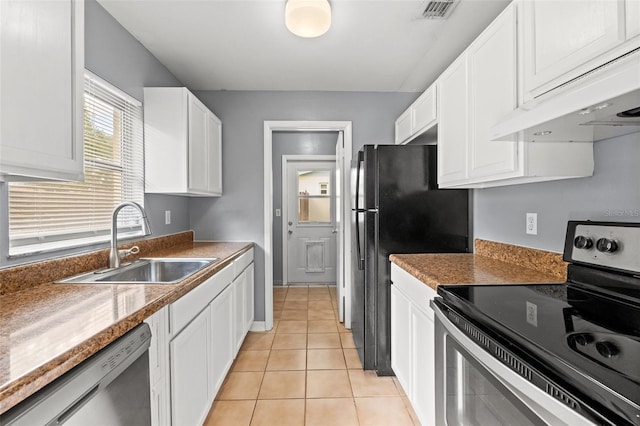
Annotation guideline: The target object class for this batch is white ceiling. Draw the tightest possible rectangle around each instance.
[98,0,511,93]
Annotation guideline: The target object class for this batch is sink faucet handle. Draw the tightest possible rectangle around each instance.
[118,245,140,260]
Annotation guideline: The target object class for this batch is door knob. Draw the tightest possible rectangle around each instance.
[288,230,293,235]
[332,229,338,234]
[288,221,293,226]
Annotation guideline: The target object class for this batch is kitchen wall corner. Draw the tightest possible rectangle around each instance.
[474,132,640,253]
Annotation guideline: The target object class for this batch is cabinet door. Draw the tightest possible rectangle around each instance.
[522,0,624,98]
[412,305,436,426]
[244,264,255,334]
[412,85,437,134]
[232,274,246,355]
[390,285,412,399]
[170,307,211,426]
[627,0,640,40]
[207,112,222,195]
[395,109,412,145]
[211,284,234,398]
[0,0,84,181]
[145,307,170,426]
[188,95,209,193]
[437,55,469,185]
[468,4,519,180]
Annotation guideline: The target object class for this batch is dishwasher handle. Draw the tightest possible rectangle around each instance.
[54,385,100,425]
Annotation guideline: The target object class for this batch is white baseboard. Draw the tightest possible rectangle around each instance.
[250,321,267,332]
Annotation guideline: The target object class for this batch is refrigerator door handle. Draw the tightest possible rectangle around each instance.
[355,150,363,211]
[355,210,364,270]
[354,150,366,270]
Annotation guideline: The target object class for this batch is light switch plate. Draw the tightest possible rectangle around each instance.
[165,210,171,225]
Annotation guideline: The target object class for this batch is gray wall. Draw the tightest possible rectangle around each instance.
[0,0,189,267]
[85,0,190,239]
[190,90,419,320]
[474,132,640,253]
[272,132,338,284]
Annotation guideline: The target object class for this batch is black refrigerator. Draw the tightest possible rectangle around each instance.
[351,144,469,376]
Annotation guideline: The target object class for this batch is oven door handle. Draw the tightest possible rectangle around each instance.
[431,304,598,426]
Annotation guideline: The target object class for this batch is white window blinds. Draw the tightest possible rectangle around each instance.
[8,72,145,256]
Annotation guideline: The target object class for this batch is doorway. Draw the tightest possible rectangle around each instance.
[263,121,353,333]
[282,157,337,284]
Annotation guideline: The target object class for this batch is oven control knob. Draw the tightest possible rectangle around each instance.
[574,333,594,346]
[596,341,619,359]
[596,238,618,253]
[573,236,593,250]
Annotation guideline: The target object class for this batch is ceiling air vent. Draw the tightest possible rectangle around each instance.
[422,0,459,19]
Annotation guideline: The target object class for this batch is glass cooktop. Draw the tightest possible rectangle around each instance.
[438,281,640,425]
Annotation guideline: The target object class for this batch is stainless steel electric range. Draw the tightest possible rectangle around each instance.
[431,221,640,425]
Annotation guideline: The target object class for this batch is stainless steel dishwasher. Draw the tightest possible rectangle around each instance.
[1,323,152,425]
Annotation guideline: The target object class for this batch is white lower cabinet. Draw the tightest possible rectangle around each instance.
[411,303,435,425]
[232,273,246,354]
[147,248,254,425]
[170,307,211,426]
[210,284,234,399]
[390,285,412,392]
[390,263,437,426]
[145,307,170,426]
[244,265,255,333]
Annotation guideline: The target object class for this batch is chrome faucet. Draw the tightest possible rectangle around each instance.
[109,202,152,269]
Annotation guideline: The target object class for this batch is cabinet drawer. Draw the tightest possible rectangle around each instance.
[234,248,254,278]
[390,264,437,312]
[170,263,234,335]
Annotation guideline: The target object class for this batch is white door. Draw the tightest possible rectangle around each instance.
[285,159,337,284]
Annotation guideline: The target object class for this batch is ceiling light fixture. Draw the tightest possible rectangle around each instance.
[285,0,331,38]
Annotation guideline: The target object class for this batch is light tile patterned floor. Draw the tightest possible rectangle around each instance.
[205,285,420,426]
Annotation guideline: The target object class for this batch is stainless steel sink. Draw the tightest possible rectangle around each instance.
[57,258,217,284]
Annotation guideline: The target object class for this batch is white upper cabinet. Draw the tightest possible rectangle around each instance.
[144,87,222,197]
[437,55,469,185]
[394,109,412,145]
[522,0,638,101]
[207,112,223,195]
[437,2,594,189]
[394,83,437,145]
[467,3,519,180]
[0,0,84,181]
[627,0,640,40]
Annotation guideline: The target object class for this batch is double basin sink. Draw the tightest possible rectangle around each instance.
[58,258,217,285]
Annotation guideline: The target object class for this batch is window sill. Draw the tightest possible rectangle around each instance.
[8,232,144,259]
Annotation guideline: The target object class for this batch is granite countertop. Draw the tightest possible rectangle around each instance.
[0,239,253,414]
[390,252,566,291]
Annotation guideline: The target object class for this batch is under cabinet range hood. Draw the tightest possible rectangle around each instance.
[491,49,640,143]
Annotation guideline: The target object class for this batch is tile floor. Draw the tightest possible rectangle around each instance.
[204,285,419,426]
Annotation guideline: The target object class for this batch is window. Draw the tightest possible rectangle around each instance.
[8,72,144,256]
[297,169,332,224]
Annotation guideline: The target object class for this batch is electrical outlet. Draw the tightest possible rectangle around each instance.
[526,301,538,327]
[165,210,171,225]
[275,209,281,217]
[526,213,537,235]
